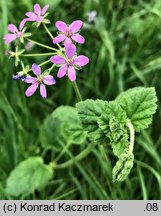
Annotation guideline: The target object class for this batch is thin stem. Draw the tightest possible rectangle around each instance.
[20,61,25,70]
[72,81,82,102]
[39,59,51,67]
[49,64,56,72]
[43,23,54,39]
[55,141,72,162]
[26,38,58,51]
[22,53,56,57]
[55,142,97,169]
[43,23,62,50]
[126,122,135,153]
[28,59,51,72]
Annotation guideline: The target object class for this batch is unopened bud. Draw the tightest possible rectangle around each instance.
[112,152,134,182]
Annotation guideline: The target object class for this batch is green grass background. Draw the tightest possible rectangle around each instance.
[0,0,161,199]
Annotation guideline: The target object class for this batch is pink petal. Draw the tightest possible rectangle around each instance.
[19,18,28,30]
[68,66,76,81]
[65,44,76,59]
[64,37,72,48]
[3,34,17,44]
[24,76,36,83]
[57,65,67,78]
[50,55,66,64]
[34,4,41,16]
[41,4,49,15]
[35,16,43,22]
[43,75,56,85]
[71,34,85,44]
[55,21,67,32]
[25,12,37,20]
[32,64,41,76]
[70,20,83,33]
[24,18,35,22]
[25,83,38,97]
[74,55,89,67]
[8,24,18,33]
[40,84,47,98]
[52,34,66,44]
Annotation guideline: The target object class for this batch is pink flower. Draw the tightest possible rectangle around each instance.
[24,64,56,98]
[3,21,26,44]
[23,4,49,23]
[50,44,89,81]
[53,20,85,47]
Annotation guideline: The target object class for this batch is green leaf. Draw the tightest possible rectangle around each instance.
[76,99,108,143]
[98,101,127,134]
[6,157,53,197]
[40,106,87,151]
[115,87,157,131]
[98,102,129,157]
[111,134,129,157]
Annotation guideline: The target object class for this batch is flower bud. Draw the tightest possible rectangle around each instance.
[112,152,134,182]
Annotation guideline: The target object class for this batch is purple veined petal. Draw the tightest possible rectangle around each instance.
[8,24,18,33]
[25,83,38,97]
[34,3,41,16]
[43,75,56,85]
[52,34,66,44]
[68,66,76,81]
[32,64,41,76]
[74,55,89,67]
[25,12,37,20]
[19,18,29,30]
[55,21,68,33]
[70,20,83,33]
[24,76,37,83]
[57,64,68,78]
[40,83,47,98]
[65,44,76,59]
[41,4,49,15]
[64,37,72,48]
[3,34,17,44]
[50,55,66,64]
[71,34,85,44]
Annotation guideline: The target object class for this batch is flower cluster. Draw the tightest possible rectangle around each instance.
[3,3,89,98]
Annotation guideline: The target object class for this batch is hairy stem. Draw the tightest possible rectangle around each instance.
[48,64,56,72]
[26,38,58,51]
[43,23,62,50]
[55,142,97,169]
[72,81,82,102]
[39,59,51,67]
[43,23,54,39]
[28,59,51,73]
[22,53,56,57]
[126,122,135,153]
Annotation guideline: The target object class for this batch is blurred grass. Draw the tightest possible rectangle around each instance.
[0,0,161,199]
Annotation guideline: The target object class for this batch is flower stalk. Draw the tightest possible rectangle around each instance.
[26,38,58,51]
[54,142,97,169]
[22,53,56,57]
[126,121,135,153]
[72,81,82,102]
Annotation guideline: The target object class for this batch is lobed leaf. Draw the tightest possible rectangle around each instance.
[98,101,129,157]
